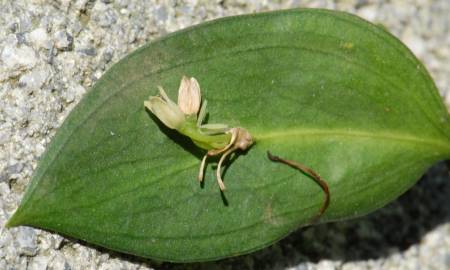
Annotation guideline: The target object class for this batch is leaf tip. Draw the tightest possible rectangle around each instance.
[5,218,18,229]
[4,211,25,228]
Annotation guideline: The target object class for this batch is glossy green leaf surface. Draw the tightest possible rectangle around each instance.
[8,9,450,262]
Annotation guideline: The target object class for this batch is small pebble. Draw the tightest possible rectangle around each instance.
[78,48,97,56]
[28,256,50,270]
[19,67,50,90]
[28,28,51,50]
[54,30,73,51]
[1,45,37,72]
[15,227,38,256]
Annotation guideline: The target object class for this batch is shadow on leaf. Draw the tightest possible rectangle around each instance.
[146,110,204,160]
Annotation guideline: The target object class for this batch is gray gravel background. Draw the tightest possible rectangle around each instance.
[1,0,449,269]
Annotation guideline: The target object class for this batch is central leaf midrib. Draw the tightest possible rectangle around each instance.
[255,128,450,153]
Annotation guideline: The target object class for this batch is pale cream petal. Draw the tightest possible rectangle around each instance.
[177,76,190,98]
[178,76,201,115]
[145,96,185,129]
[189,77,201,113]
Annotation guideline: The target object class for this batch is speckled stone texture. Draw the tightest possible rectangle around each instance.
[1,1,449,269]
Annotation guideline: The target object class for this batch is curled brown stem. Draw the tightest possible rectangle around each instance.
[267,151,330,224]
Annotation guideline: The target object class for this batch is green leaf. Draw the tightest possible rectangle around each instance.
[7,9,450,262]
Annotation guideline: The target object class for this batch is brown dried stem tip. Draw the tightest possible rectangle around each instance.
[267,151,330,223]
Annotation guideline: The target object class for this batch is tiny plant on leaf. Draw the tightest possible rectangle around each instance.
[144,76,254,190]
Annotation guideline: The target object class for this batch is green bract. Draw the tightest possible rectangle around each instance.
[7,9,450,262]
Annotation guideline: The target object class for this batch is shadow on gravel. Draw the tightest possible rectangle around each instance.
[73,162,449,270]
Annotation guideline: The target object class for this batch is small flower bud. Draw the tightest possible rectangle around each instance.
[178,76,201,115]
